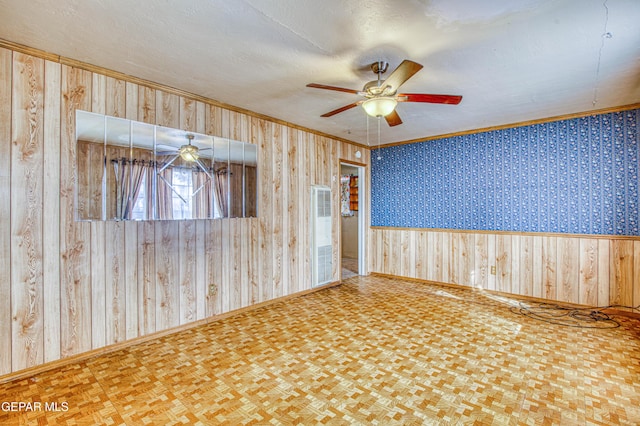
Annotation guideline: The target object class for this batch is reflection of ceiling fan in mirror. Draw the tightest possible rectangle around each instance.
[156,134,211,162]
[307,60,462,126]
[156,134,213,179]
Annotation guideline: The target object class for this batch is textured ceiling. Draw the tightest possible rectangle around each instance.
[1,0,639,145]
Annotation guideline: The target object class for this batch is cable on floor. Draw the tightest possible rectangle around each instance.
[510,302,639,329]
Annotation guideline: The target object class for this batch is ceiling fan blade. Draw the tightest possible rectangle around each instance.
[380,60,423,93]
[320,102,360,117]
[156,150,178,156]
[156,144,178,150]
[384,110,403,127]
[307,83,360,94]
[399,93,462,105]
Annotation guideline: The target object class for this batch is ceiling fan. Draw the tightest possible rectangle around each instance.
[156,134,213,176]
[157,134,210,163]
[156,134,214,202]
[307,60,462,126]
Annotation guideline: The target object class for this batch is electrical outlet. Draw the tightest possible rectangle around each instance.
[209,284,217,296]
[490,266,496,275]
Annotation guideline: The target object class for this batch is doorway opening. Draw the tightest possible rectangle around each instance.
[340,161,366,279]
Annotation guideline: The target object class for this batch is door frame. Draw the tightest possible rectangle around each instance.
[339,159,367,277]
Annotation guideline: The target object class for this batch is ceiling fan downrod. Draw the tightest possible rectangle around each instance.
[371,61,389,86]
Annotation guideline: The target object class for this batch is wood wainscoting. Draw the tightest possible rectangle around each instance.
[0,42,370,378]
[369,227,640,311]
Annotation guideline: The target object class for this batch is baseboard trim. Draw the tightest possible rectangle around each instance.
[0,280,342,385]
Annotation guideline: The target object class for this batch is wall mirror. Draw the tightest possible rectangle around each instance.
[76,110,258,221]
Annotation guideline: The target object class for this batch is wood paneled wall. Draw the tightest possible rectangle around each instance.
[369,228,640,310]
[0,46,370,377]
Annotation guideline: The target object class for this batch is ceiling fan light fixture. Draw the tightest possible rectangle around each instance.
[179,144,199,162]
[362,97,397,117]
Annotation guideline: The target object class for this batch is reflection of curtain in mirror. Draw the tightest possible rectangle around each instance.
[157,165,174,220]
[192,169,212,219]
[113,158,148,220]
[229,162,244,217]
[244,165,257,217]
[214,164,229,218]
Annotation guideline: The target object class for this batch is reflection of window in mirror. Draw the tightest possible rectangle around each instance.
[76,110,258,221]
[157,150,219,220]
[170,168,193,220]
[129,173,148,220]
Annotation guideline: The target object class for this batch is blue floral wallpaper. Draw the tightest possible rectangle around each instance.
[371,109,639,236]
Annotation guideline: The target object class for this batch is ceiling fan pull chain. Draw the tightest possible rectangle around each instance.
[366,114,369,147]
[377,116,382,161]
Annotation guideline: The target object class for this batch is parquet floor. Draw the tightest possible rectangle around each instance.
[341,258,359,279]
[1,275,639,425]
